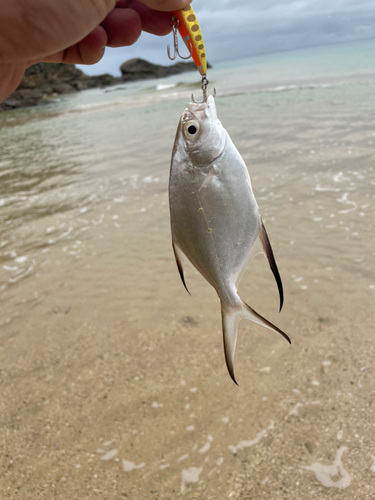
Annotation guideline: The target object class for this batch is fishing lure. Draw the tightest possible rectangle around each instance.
[167,4,211,101]
[168,5,207,77]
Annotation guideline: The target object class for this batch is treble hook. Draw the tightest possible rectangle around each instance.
[191,75,216,104]
[167,16,193,61]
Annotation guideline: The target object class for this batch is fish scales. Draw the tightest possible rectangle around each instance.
[171,125,259,296]
[169,96,290,384]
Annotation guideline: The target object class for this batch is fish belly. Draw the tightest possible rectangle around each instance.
[170,139,260,301]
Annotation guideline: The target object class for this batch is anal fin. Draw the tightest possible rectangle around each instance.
[172,241,191,296]
[259,221,284,312]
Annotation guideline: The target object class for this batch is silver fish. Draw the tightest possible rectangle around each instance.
[169,95,290,384]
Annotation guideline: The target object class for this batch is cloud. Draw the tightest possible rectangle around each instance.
[77,0,375,75]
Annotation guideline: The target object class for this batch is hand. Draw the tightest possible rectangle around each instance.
[0,0,192,103]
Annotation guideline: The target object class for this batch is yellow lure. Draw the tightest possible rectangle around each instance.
[173,5,207,76]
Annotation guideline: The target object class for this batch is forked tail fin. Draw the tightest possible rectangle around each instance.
[221,300,291,385]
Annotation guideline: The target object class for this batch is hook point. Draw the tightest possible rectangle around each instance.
[167,43,176,61]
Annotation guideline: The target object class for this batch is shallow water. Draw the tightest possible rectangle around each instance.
[0,41,375,499]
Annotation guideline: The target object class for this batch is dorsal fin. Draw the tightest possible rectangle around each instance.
[259,222,284,312]
[172,241,191,296]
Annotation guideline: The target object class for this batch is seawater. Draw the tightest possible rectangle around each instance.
[0,38,374,303]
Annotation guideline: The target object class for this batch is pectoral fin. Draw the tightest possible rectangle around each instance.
[198,165,217,191]
[172,241,191,295]
[259,222,284,312]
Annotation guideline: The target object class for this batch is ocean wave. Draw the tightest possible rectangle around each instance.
[156,83,176,91]
[258,79,375,94]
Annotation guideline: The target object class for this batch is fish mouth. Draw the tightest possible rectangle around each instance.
[187,101,207,113]
[187,95,215,113]
[183,99,211,124]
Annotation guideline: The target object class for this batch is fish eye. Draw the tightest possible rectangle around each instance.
[183,120,200,140]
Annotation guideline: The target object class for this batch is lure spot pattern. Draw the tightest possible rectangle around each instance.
[173,5,207,75]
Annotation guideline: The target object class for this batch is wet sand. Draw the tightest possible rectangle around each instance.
[0,85,375,499]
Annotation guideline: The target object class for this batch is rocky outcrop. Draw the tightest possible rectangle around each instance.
[0,63,120,111]
[120,58,211,81]
[0,59,212,111]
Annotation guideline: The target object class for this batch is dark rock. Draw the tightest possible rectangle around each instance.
[52,82,76,94]
[88,73,120,87]
[0,99,22,110]
[0,63,123,111]
[18,63,86,89]
[1,63,89,110]
[0,88,46,110]
[73,80,91,91]
[120,58,212,82]
[1,58,213,111]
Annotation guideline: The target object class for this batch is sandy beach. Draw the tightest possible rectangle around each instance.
[0,44,375,498]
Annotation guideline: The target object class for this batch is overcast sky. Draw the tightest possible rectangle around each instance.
[77,0,375,76]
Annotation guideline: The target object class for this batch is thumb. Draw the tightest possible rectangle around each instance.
[0,0,116,64]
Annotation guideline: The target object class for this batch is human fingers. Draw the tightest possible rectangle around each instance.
[0,61,27,102]
[0,0,116,64]
[135,0,192,12]
[131,0,177,36]
[101,8,142,47]
[40,25,108,65]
